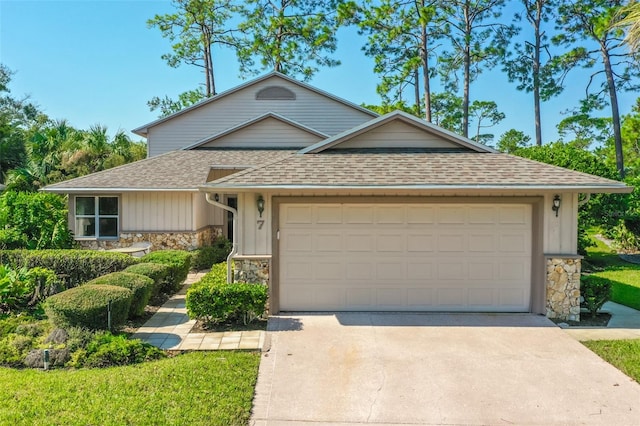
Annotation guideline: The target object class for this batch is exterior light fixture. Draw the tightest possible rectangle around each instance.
[214,193,220,202]
[257,195,265,218]
[552,194,561,217]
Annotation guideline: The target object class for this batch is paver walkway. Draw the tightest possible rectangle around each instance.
[132,271,265,351]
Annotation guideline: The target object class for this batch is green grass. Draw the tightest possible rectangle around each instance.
[583,339,640,383]
[0,351,260,425]
[585,233,640,310]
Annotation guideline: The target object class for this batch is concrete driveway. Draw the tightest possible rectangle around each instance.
[251,313,640,425]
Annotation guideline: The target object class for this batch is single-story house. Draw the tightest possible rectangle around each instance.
[43,72,631,320]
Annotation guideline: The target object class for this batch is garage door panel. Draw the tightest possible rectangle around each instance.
[407,206,435,223]
[279,203,531,312]
[377,233,404,252]
[407,234,435,252]
[437,234,465,252]
[316,205,342,223]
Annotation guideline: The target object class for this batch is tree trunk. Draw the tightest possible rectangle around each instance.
[462,3,471,138]
[601,42,624,178]
[532,1,542,146]
[421,20,431,122]
[414,69,421,116]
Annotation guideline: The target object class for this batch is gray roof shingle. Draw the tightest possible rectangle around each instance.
[204,152,629,191]
[43,150,296,191]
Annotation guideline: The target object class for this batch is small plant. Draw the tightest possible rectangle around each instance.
[124,263,172,299]
[141,250,192,292]
[0,264,34,312]
[69,332,165,368]
[26,267,64,304]
[581,275,612,319]
[87,272,154,317]
[186,264,267,326]
[191,237,232,271]
[44,285,132,330]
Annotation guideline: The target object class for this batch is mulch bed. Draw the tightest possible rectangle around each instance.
[191,319,268,333]
[550,312,611,327]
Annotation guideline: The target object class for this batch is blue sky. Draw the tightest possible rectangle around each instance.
[1,0,638,145]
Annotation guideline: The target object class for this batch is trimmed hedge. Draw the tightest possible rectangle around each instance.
[581,275,612,319]
[0,250,138,289]
[141,250,191,292]
[87,272,154,317]
[124,263,172,298]
[45,285,132,330]
[186,264,267,326]
[191,237,232,271]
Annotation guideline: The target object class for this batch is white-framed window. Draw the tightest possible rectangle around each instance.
[75,196,119,239]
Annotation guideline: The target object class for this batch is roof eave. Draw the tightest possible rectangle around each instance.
[199,184,632,194]
[42,187,200,193]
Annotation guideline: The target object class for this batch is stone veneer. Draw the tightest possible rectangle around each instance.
[545,257,582,322]
[233,257,270,285]
[76,226,222,251]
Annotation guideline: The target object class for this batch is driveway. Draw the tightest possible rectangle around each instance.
[251,313,640,425]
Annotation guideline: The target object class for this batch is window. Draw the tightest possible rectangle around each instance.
[75,196,118,239]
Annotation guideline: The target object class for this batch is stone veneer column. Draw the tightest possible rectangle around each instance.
[233,256,271,285]
[545,256,582,322]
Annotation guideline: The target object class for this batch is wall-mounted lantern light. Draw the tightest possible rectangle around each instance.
[257,195,265,218]
[552,194,561,217]
[214,193,220,202]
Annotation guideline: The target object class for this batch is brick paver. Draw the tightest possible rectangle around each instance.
[131,271,265,351]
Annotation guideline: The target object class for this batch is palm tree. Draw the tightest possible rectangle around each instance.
[617,1,640,53]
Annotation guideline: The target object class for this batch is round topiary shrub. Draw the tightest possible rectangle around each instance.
[141,250,192,292]
[44,285,132,330]
[86,272,154,318]
[123,263,172,299]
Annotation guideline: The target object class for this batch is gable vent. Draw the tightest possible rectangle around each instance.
[256,86,296,100]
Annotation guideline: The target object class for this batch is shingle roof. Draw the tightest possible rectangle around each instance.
[204,152,629,192]
[42,150,296,192]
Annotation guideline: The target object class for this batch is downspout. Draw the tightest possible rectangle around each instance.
[205,192,237,283]
[578,193,591,207]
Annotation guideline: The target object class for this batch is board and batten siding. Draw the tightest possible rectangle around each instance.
[336,121,462,150]
[198,117,323,149]
[147,78,374,156]
[121,192,193,231]
[233,191,579,258]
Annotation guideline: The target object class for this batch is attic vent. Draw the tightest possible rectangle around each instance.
[256,86,296,100]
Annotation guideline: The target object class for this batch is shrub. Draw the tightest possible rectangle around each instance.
[124,263,172,299]
[69,332,165,368]
[26,267,64,304]
[186,265,267,326]
[0,265,34,311]
[0,249,138,289]
[581,275,612,319]
[191,237,232,271]
[0,191,74,249]
[141,250,191,292]
[87,272,153,317]
[45,285,132,330]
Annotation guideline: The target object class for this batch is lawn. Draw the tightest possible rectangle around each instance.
[585,234,640,311]
[0,351,260,426]
[583,339,640,383]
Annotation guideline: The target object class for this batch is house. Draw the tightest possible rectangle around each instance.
[43,72,631,321]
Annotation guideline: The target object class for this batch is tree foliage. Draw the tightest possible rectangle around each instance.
[554,0,640,178]
[0,192,74,250]
[237,0,342,81]
[147,0,237,115]
[340,0,440,120]
[503,0,562,146]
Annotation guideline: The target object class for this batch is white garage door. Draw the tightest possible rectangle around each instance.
[279,203,532,312]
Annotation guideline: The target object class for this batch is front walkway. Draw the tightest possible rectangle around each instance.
[563,301,640,340]
[131,271,265,351]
